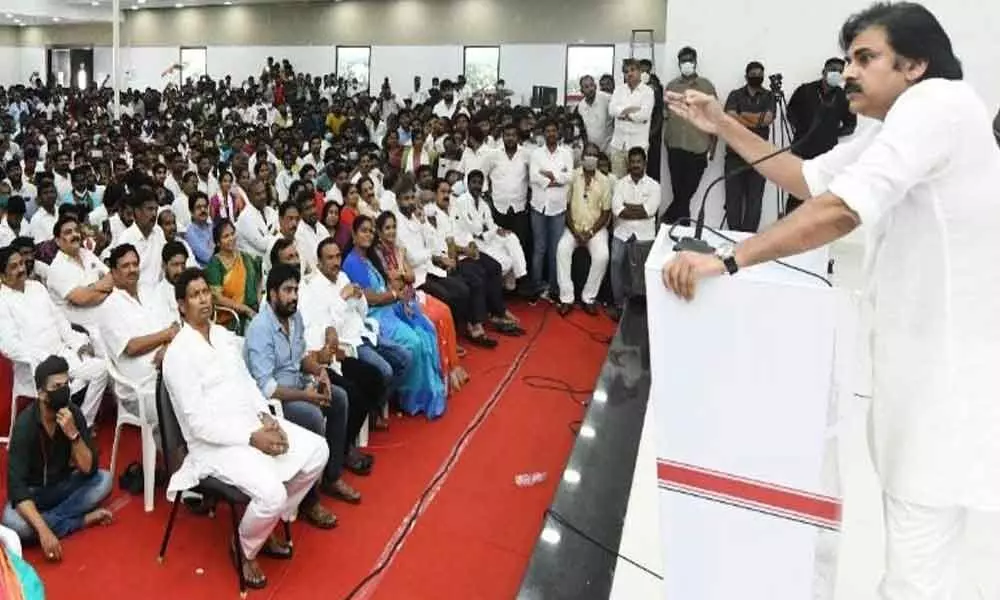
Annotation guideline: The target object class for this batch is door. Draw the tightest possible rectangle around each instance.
[69,48,94,90]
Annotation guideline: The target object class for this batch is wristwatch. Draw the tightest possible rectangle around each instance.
[715,244,739,275]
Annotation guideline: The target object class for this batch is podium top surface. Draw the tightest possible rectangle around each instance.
[646,226,831,290]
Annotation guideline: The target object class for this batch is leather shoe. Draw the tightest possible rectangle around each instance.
[322,479,362,504]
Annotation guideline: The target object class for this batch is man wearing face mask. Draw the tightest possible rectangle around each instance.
[555,144,612,316]
[663,47,718,226]
[786,58,857,213]
[722,61,776,232]
[2,355,113,560]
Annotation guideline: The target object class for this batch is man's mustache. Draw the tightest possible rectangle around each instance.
[844,81,863,95]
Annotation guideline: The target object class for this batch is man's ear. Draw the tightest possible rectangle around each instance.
[901,58,929,83]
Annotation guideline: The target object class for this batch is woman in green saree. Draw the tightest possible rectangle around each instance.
[204,219,261,332]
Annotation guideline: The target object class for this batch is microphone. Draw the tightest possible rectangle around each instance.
[672,116,823,255]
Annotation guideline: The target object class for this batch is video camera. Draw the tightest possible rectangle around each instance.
[768,73,783,94]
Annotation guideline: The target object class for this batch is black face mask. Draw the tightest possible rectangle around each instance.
[47,385,71,411]
[747,76,765,88]
[399,204,416,218]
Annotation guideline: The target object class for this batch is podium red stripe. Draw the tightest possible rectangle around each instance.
[657,459,841,530]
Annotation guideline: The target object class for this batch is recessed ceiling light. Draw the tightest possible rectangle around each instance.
[52,17,60,22]
[175,2,184,7]
[224,1,232,4]
[130,5,138,9]
[137,0,146,3]
[90,1,99,5]
[4,13,12,18]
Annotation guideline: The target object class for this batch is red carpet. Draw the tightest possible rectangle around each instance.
[3,302,613,600]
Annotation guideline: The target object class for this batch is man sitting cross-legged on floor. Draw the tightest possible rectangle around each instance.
[162,267,331,590]
[2,355,114,563]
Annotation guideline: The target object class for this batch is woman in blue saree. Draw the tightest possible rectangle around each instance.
[341,215,447,419]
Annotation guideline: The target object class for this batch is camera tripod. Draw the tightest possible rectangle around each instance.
[769,75,794,217]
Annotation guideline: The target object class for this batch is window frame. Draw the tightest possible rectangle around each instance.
[564,44,616,103]
[462,45,501,93]
[178,46,208,84]
[335,45,373,94]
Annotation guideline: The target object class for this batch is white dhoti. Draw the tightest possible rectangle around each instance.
[556,228,609,304]
[482,233,528,279]
[169,419,329,560]
[64,352,109,427]
[879,495,965,600]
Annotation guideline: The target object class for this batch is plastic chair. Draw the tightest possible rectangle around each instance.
[155,373,290,598]
[0,354,37,447]
[103,344,159,513]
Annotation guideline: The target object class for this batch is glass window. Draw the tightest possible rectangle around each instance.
[179,47,207,84]
[565,45,615,103]
[463,46,500,94]
[336,46,371,95]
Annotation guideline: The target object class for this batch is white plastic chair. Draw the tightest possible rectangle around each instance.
[104,346,159,513]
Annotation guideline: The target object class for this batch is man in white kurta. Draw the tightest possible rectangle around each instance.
[162,270,328,579]
[46,215,113,352]
[450,170,528,284]
[113,190,166,288]
[661,9,1000,598]
[0,248,108,426]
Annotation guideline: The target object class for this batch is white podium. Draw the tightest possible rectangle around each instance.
[645,226,848,600]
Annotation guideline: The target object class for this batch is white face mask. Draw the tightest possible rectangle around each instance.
[424,202,439,218]
[582,155,598,171]
[825,71,844,88]
[640,72,650,84]
[680,62,696,77]
[451,180,466,196]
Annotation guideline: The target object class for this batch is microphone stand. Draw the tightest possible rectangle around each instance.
[672,116,822,255]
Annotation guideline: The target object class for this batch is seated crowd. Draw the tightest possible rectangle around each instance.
[0,55,662,587]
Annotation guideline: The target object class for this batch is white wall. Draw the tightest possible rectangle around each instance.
[370,45,462,97]
[664,0,1000,231]
[0,48,20,87]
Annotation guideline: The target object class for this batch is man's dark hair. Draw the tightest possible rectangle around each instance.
[174,266,206,301]
[278,200,299,218]
[745,61,765,74]
[316,236,339,261]
[269,237,295,268]
[466,169,485,184]
[109,243,139,270]
[678,46,697,61]
[10,236,34,253]
[627,146,648,162]
[34,354,69,391]
[266,262,300,296]
[53,213,79,239]
[0,245,16,272]
[162,240,189,264]
[824,57,846,70]
[127,185,158,210]
[839,2,962,81]
[5,195,25,216]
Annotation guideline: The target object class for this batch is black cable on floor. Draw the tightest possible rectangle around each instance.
[341,305,555,600]
[545,508,664,580]
[522,375,593,407]
[561,315,614,345]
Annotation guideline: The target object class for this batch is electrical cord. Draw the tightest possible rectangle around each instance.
[668,218,833,288]
[341,305,555,600]
[545,508,664,580]
[522,375,593,407]
[561,315,614,345]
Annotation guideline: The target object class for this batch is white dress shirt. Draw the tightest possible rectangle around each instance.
[396,214,445,287]
[298,270,377,352]
[529,144,574,216]
[294,220,329,274]
[99,287,172,392]
[115,224,167,286]
[433,100,468,120]
[46,248,109,332]
[459,144,494,180]
[802,79,1000,508]
[611,174,660,242]
[608,82,655,152]
[172,192,192,234]
[28,207,56,243]
[489,147,530,214]
[576,91,613,152]
[235,203,273,258]
[0,217,21,247]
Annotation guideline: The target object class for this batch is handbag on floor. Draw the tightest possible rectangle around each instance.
[626,236,654,299]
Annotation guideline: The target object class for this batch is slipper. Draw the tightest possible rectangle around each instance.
[466,334,498,349]
[299,504,338,530]
[258,539,293,560]
[229,537,267,590]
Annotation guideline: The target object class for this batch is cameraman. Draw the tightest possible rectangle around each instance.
[722,61,775,232]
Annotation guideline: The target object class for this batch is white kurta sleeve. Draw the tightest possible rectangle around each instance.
[801,126,880,198]
[828,87,957,228]
[632,86,655,124]
[45,259,80,302]
[611,179,627,218]
[642,180,662,216]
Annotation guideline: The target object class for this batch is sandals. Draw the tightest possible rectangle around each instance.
[466,334,498,349]
[230,537,268,590]
[321,478,362,504]
[258,535,293,560]
[299,503,337,530]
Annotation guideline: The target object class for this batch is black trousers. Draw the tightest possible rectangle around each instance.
[462,253,506,318]
[422,272,479,328]
[328,358,385,452]
[724,154,766,232]
[646,137,663,182]
[785,195,804,215]
[664,148,708,225]
[491,205,532,279]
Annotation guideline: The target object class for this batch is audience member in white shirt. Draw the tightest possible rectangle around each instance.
[46,214,114,351]
[114,188,167,288]
[488,125,533,283]
[100,244,179,397]
[293,193,329,277]
[575,75,613,153]
[608,60,655,177]
[4,162,37,219]
[0,196,26,247]
[27,181,58,244]
[609,147,660,319]
[156,207,199,270]
[0,247,109,426]
[528,121,575,297]
[172,171,198,234]
[236,179,276,259]
[432,81,469,120]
